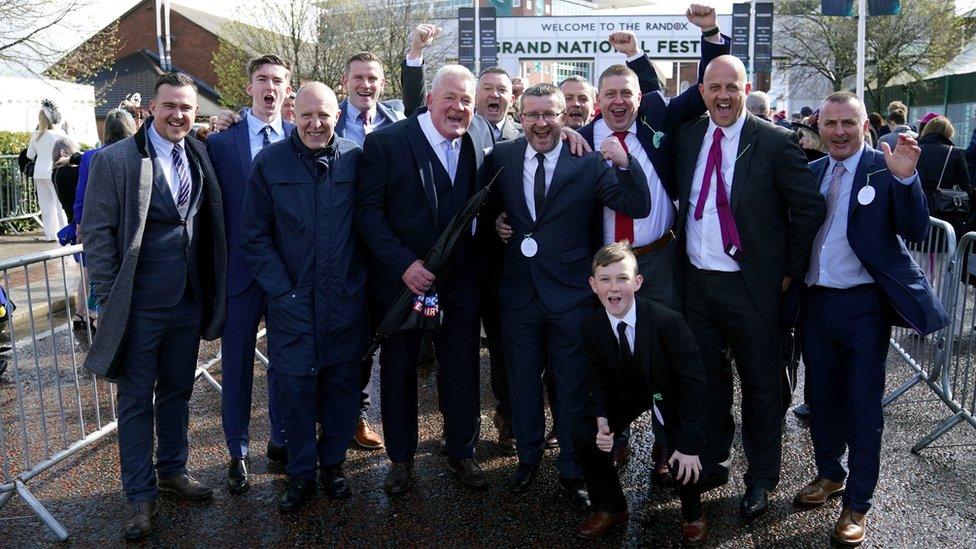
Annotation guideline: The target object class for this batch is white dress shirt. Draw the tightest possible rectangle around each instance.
[805,144,918,288]
[146,122,189,203]
[607,300,637,353]
[523,141,562,221]
[246,112,284,160]
[685,110,748,272]
[594,119,674,246]
[418,111,460,183]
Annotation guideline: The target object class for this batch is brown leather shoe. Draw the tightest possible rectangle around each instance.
[612,440,631,470]
[831,507,866,546]
[681,517,709,546]
[492,411,517,455]
[574,511,629,539]
[651,441,670,484]
[793,477,844,508]
[157,473,212,501]
[122,501,156,541]
[353,418,384,449]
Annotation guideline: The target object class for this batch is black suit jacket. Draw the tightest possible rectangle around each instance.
[581,297,707,456]
[355,108,494,305]
[673,113,826,321]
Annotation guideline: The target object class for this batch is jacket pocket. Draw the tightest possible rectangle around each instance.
[266,284,316,373]
[270,181,314,235]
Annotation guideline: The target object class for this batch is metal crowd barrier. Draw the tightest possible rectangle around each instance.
[0,155,42,232]
[0,244,257,540]
[884,217,956,409]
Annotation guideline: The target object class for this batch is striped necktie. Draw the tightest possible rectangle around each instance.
[806,162,847,285]
[171,143,191,210]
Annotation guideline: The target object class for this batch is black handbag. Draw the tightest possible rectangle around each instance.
[929,148,970,216]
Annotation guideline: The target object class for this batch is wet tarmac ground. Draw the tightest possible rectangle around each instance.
[1,328,975,548]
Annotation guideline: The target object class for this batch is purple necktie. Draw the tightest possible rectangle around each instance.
[359,110,372,134]
[172,143,191,210]
[693,127,742,259]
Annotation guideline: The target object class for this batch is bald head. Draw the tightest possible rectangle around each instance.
[700,55,751,128]
[294,81,341,150]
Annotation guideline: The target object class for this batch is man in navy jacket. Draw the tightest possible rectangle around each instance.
[207,54,294,494]
[793,91,949,546]
[240,83,368,512]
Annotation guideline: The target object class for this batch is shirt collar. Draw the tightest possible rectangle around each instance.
[247,112,283,136]
[346,102,376,125]
[146,121,181,156]
[707,109,748,142]
[525,140,562,163]
[828,143,865,176]
[605,299,638,332]
[595,118,637,137]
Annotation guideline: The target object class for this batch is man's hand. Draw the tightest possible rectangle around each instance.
[401,259,436,295]
[668,450,702,485]
[561,126,592,156]
[686,4,718,31]
[781,276,793,292]
[596,417,614,453]
[608,31,639,57]
[495,212,513,242]
[409,24,442,60]
[600,136,630,169]
[212,109,241,132]
[882,134,921,181]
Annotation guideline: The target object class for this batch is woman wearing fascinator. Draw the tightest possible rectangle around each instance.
[26,99,69,241]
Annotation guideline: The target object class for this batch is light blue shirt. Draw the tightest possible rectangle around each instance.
[343,103,390,147]
[806,144,918,288]
[246,113,284,160]
[146,122,187,203]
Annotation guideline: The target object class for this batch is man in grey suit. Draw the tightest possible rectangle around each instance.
[336,51,406,148]
[490,83,650,508]
[83,72,227,541]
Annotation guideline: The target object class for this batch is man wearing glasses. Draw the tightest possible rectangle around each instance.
[487,83,650,508]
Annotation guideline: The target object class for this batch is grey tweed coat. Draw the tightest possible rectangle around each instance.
[81,121,226,379]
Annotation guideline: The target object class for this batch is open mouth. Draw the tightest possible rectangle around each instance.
[607,296,622,306]
[609,107,627,121]
[167,118,185,128]
[263,94,275,108]
[567,107,584,120]
[532,126,552,139]
[715,100,733,116]
[485,100,502,115]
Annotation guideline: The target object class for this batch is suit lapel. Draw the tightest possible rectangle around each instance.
[538,145,575,222]
[508,140,534,226]
[730,114,760,215]
[234,120,252,182]
[599,316,626,382]
[848,145,877,222]
[377,101,403,123]
[336,100,349,137]
[632,301,653,388]
[403,117,438,217]
[681,117,709,205]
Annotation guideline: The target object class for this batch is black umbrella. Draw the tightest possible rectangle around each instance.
[364,169,503,360]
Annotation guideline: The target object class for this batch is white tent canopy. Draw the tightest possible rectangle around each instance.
[0,77,99,147]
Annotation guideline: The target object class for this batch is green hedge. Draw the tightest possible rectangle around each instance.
[0,131,31,155]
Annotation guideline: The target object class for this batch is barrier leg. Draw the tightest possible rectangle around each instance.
[196,365,223,394]
[882,373,922,408]
[911,412,966,454]
[254,348,269,367]
[0,487,14,510]
[14,478,69,541]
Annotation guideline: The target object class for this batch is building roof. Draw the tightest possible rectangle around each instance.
[88,49,222,118]
[927,39,976,79]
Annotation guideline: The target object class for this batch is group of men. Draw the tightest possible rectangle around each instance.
[80,2,947,546]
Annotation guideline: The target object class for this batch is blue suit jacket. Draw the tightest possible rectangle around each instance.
[489,139,650,313]
[335,99,406,139]
[809,147,949,335]
[207,116,295,296]
[579,36,730,198]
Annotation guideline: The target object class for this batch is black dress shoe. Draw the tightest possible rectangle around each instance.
[227,457,250,495]
[278,477,315,512]
[560,477,591,510]
[510,462,539,493]
[122,501,156,541]
[740,486,770,521]
[157,473,213,501]
[320,464,351,499]
[267,441,288,465]
[384,462,413,495]
[448,458,488,490]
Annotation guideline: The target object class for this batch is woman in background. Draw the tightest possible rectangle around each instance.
[26,100,69,241]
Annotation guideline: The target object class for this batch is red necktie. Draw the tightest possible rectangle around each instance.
[611,131,634,244]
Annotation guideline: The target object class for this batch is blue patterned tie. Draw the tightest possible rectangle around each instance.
[442,139,457,183]
[172,143,191,210]
[261,125,272,148]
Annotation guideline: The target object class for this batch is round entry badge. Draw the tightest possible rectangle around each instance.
[521,236,539,258]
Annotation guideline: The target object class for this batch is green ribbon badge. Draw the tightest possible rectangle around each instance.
[653,393,663,402]
[640,117,665,149]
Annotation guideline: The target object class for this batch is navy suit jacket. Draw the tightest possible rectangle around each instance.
[207,116,295,296]
[489,139,650,313]
[355,108,495,305]
[579,36,730,198]
[334,99,405,139]
[809,147,949,335]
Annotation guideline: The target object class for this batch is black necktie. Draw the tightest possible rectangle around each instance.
[617,321,632,366]
[534,152,546,220]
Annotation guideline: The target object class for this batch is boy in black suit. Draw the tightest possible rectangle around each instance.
[573,242,720,545]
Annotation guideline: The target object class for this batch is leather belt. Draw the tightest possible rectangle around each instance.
[632,230,675,258]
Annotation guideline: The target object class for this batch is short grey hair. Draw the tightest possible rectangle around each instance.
[431,64,476,94]
[822,91,868,122]
[520,83,565,111]
[559,75,595,99]
[104,108,137,145]
[746,91,771,116]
